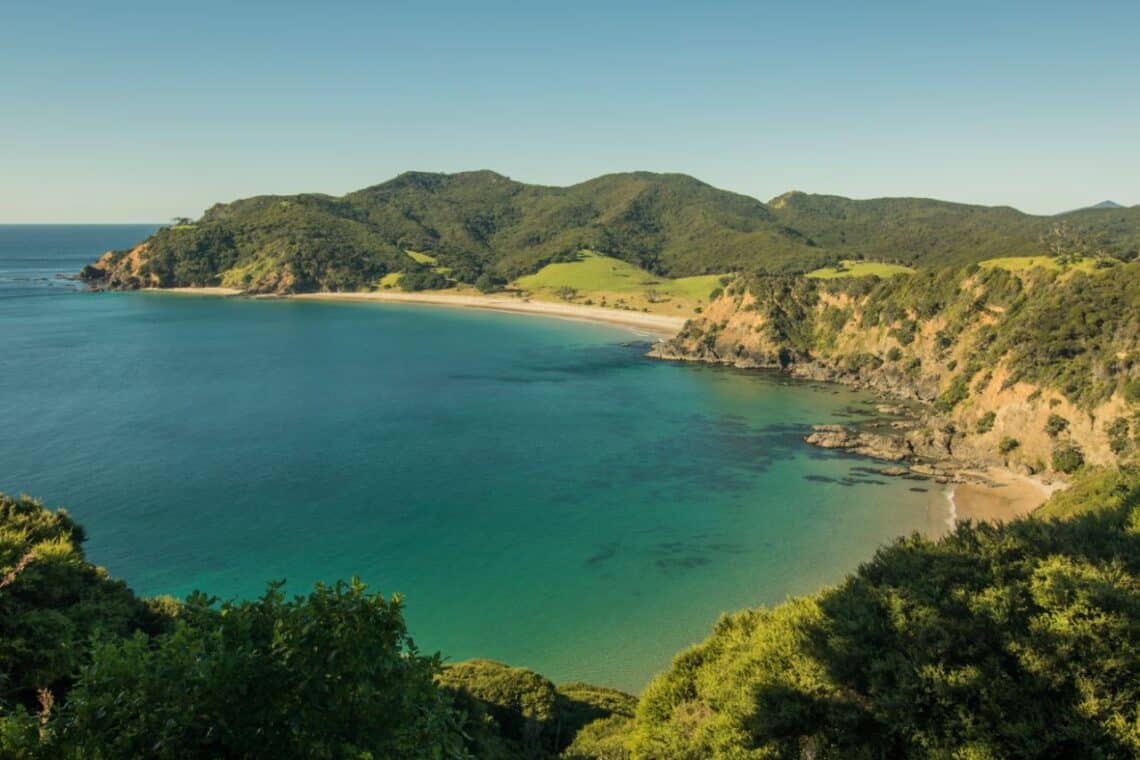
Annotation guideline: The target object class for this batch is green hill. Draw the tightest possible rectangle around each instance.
[768,191,1140,267]
[81,172,1140,294]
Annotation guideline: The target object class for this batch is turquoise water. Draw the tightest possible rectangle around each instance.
[0,226,946,692]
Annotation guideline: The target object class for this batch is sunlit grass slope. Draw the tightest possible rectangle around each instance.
[405,250,439,265]
[513,252,729,314]
[979,255,1108,274]
[806,260,915,279]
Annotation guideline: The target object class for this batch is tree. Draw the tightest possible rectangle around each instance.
[474,273,505,293]
[39,580,465,759]
[1052,444,1085,474]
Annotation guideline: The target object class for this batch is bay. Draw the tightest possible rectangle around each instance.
[0,225,946,692]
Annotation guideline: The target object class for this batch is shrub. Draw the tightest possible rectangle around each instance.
[401,269,449,291]
[42,580,463,758]
[1125,378,1140,403]
[889,320,917,345]
[976,411,997,434]
[1045,414,1069,437]
[1051,444,1085,474]
[935,375,971,412]
[886,347,903,362]
[474,273,505,293]
[998,436,1021,454]
[1107,417,1131,456]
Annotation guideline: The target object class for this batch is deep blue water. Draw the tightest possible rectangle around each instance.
[0,226,946,691]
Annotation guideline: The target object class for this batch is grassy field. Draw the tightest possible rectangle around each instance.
[512,252,728,314]
[405,250,439,265]
[806,260,915,279]
[978,255,1109,274]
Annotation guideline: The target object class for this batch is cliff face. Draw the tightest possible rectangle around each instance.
[81,244,160,289]
[651,267,1140,475]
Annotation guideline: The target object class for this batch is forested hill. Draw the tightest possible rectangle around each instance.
[81,171,1140,294]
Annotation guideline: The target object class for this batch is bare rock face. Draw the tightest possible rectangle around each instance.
[81,244,158,290]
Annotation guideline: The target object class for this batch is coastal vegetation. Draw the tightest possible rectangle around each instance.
[627,467,1140,757]
[654,261,1140,475]
[79,171,1139,296]
[3,467,1138,757]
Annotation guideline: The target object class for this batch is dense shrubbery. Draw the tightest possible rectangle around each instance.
[35,581,462,759]
[0,494,162,711]
[628,469,1140,757]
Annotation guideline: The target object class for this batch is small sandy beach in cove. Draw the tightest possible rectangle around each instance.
[948,467,1066,527]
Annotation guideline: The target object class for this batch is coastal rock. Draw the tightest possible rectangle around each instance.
[803,425,913,462]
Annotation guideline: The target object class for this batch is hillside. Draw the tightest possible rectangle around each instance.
[652,262,1140,477]
[768,191,1140,267]
[80,172,1140,295]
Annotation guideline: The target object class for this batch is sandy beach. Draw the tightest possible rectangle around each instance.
[149,286,245,296]
[948,467,1066,527]
[289,290,687,337]
[143,286,686,337]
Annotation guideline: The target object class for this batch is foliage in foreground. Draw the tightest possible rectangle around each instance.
[0,494,161,710]
[629,470,1140,758]
[0,493,633,758]
[3,472,1140,757]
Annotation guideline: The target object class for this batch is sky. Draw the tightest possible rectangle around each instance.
[1,1,1137,222]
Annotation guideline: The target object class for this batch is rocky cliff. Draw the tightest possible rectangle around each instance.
[650,265,1140,476]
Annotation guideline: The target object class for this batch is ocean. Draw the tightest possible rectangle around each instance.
[0,225,945,692]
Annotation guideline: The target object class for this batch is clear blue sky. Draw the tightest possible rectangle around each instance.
[2,1,1136,221]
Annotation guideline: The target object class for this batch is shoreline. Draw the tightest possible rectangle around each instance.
[290,291,686,337]
[801,423,1066,528]
[144,285,1059,526]
[142,287,685,337]
[947,467,1066,527]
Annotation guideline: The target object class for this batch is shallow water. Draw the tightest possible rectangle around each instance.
[0,226,945,692]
